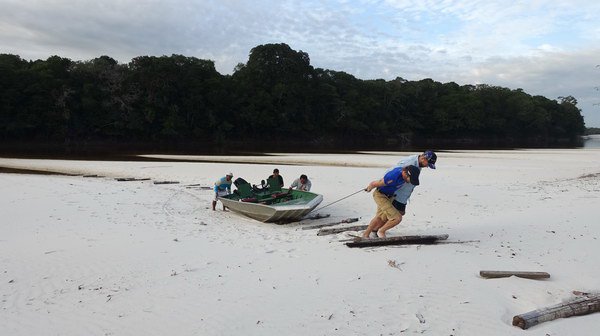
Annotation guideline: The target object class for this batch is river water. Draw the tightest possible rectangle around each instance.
[583,135,600,148]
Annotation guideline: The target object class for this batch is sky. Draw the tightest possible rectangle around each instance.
[1,0,599,127]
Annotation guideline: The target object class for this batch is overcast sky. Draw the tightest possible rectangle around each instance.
[2,0,599,126]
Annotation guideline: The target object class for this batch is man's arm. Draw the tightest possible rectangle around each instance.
[365,179,386,192]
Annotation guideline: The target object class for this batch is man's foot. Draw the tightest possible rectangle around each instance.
[377,230,386,238]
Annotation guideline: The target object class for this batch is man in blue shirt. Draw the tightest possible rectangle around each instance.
[213,172,233,211]
[362,165,420,238]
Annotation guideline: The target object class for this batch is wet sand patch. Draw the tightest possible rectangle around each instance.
[0,166,77,176]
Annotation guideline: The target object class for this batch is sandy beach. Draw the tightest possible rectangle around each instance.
[1,149,599,335]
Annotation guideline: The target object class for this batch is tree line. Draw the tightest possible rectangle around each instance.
[585,127,600,135]
[0,43,586,153]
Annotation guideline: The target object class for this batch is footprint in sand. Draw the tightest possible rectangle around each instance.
[162,189,204,219]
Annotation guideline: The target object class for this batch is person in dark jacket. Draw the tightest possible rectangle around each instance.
[267,168,284,188]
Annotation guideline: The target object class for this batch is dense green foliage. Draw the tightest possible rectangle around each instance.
[0,43,586,150]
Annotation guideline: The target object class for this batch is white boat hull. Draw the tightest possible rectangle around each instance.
[219,193,323,223]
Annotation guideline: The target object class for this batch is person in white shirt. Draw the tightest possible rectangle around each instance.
[392,150,437,211]
[289,174,312,191]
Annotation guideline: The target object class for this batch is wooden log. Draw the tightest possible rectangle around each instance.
[115,178,151,182]
[573,290,600,297]
[185,185,213,190]
[346,234,449,248]
[303,217,359,230]
[317,225,368,236]
[512,294,600,329]
[153,181,180,185]
[480,271,550,280]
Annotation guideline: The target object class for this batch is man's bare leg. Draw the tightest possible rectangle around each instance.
[377,216,402,238]
[212,200,217,211]
[362,216,384,238]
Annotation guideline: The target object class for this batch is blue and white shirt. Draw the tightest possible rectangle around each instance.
[214,177,232,193]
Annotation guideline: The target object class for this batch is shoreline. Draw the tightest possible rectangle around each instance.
[2,147,600,178]
[0,166,77,176]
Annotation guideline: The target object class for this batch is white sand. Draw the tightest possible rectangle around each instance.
[1,149,599,335]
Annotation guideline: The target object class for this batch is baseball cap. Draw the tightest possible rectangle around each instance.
[423,150,437,169]
[406,165,420,186]
[226,172,234,177]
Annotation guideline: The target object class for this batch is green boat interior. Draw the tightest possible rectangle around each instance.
[225,177,319,206]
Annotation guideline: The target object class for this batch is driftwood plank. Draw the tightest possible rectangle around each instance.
[317,225,368,236]
[512,294,600,329]
[186,185,213,190]
[153,181,180,185]
[480,271,550,280]
[573,290,600,297]
[115,178,151,182]
[303,217,359,230]
[346,234,449,248]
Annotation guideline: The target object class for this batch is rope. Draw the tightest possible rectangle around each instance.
[309,188,365,214]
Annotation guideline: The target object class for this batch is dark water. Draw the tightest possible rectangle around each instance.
[0,136,597,161]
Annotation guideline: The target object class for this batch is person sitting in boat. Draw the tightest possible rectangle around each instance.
[266,168,284,188]
[289,174,312,191]
[213,172,233,211]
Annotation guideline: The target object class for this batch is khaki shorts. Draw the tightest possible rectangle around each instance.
[373,189,401,221]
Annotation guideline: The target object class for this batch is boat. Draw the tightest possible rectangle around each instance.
[218,177,323,223]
